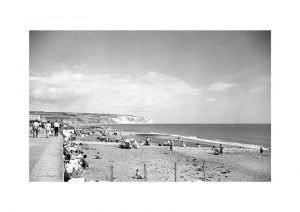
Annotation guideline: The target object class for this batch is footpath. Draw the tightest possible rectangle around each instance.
[29,133,64,182]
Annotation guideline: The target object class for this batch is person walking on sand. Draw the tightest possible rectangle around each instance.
[220,144,224,154]
[260,146,264,158]
[54,120,60,137]
[32,121,39,138]
[167,140,170,146]
[45,121,51,138]
[170,140,174,154]
[40,121,45,134]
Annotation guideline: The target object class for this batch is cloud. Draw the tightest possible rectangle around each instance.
[30,71,201,115]
[250,87,264,92]
[259,76,271,84]
[208,82,238,91]
[205,98,218,102]
[250,88,263,93]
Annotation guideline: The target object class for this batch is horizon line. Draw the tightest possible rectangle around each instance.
[29,110,270,124]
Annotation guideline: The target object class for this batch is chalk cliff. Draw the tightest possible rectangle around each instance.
[29,111,153,124]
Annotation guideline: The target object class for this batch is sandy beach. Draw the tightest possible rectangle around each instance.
[81,142,270,182]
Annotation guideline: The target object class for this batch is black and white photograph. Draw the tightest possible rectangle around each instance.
[29,31,271,182]
[2,1,300,212]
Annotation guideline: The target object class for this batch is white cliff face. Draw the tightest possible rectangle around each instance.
[109,116,153,124]
[29,111,153,124]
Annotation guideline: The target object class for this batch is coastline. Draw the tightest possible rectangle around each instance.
[63,125,271,182]
[136,132,270,150]
[102,123,271,149]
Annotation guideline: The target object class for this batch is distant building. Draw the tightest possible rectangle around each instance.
[40,115,47,122]
[29,115,40,121]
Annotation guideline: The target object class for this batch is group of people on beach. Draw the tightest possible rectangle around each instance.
[119,137,151,149]
[63,130,89,182]
[212,144,224,155]
[30,120,61,138]
[160,139,188,154]
[164,140,175,154]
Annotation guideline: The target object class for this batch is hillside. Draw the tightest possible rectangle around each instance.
[29,111,153,124]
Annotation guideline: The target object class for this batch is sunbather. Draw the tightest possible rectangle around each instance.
[134,169,143,179]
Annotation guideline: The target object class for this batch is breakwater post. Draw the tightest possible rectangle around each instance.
[174,162,177,182]
[144,164,147,182]
[110,165,114,182]
[203,161,206,181]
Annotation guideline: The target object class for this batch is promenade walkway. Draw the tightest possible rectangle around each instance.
[29,133,64,182]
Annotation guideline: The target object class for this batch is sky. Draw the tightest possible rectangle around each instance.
[29,31,271,123]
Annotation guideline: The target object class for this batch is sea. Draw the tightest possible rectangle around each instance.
[104,124,271,148]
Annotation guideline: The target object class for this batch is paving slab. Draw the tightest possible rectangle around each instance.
[29,134,64,182]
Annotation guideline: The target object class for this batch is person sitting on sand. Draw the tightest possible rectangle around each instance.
[81,155,89,170]
[65,152,71,161]
[125,139,132,149]
[95,152,102,159]
[145,137,150,146]
[132,140,139,149]
[212,145,215,151]
[212,145,220,155]
[181,141,187,147]
[214,148,219,155]
[134,169,144,179]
